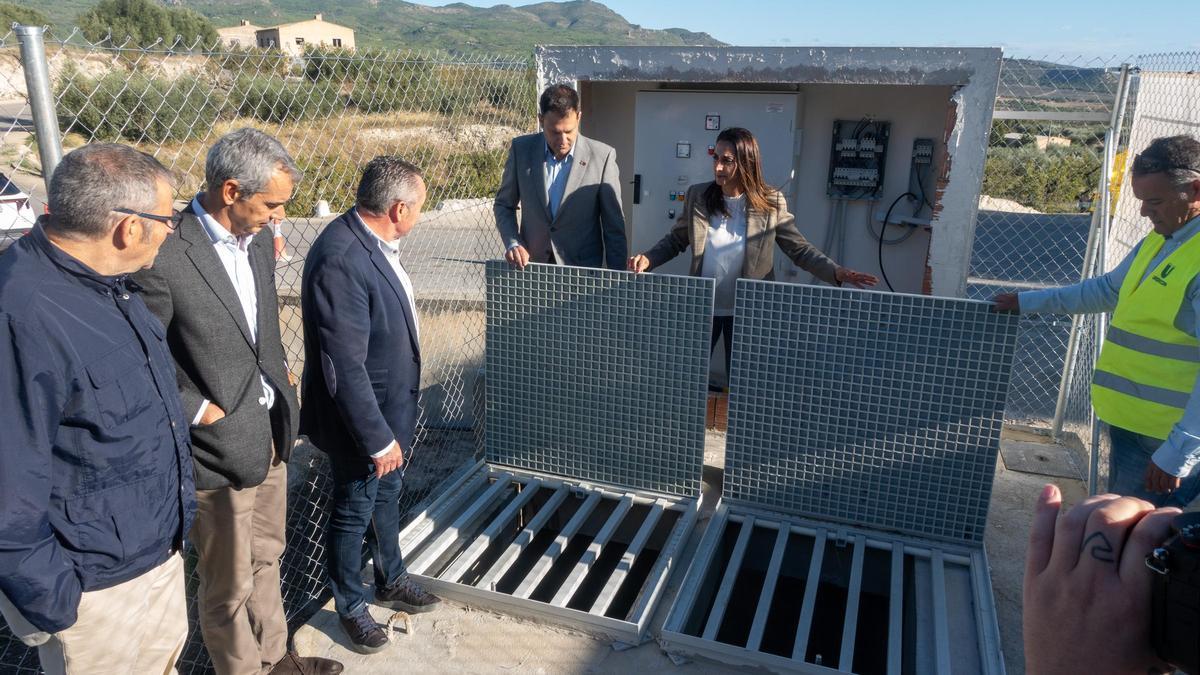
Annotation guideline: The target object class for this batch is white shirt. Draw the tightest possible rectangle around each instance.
[700,194,748,316]
[191,197,275,426]
[355,208,421,458]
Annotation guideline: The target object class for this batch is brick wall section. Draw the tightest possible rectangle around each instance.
[923,95,960,295]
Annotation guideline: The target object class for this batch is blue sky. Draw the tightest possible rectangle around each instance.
[423,0,1192,58]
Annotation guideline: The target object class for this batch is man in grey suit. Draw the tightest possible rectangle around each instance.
[494,83,627,270]
[135,129,341,675]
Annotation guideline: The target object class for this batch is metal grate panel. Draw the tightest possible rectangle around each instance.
[724,282,1018,543]
[485,262,713,497]
[398,462,700,642]
[661,503,1004,674]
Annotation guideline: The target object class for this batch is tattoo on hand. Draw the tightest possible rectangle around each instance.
[1081,531,1116,564]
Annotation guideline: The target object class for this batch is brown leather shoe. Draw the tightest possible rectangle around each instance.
[269,651,345,675]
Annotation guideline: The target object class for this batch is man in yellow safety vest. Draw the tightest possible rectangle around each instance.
[995,135,1200,507]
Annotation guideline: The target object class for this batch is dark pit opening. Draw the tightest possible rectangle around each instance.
[758,531,816,657]
[493,491,587,594]
[602,507,681,621]
[565,503,652,612]
[682,520,743,636]
[851,546,893,674]
[527,499,619,602]
[713,525,778,646]
[684,519,893,674]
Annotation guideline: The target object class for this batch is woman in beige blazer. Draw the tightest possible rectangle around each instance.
[628,126,877,377]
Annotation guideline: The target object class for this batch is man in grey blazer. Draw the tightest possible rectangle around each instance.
[494,83,627,270]
[135,129,341,675]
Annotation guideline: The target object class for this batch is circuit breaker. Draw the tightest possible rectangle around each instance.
[910,137,936,208]
[827,119,890,199]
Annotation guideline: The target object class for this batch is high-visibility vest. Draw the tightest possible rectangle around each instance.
[1092,232,1200,439]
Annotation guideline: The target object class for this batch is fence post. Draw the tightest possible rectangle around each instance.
[1050,63,1132,441]
[15,25,62,191]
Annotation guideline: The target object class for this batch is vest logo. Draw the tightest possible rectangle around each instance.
[1153,263,1176,286]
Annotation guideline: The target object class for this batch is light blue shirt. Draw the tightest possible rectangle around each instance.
[1020,215,1200,477]
[544,144,574,221]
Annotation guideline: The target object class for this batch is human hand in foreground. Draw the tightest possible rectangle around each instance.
[505,245,530,270]
[834,267,879,288]
[627,254,651,274]
[1023,484,1179,675]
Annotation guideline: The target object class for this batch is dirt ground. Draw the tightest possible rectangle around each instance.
[293,430,1085,674]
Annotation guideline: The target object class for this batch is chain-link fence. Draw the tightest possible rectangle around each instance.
[0,27,532,673]
[970,52,1200,491]
[967,55,1134,480]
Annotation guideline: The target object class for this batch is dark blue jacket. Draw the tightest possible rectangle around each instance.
[0,223,196,633]
[299,210,421,460]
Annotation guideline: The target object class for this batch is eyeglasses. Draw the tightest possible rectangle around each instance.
[1132,153,1200,175]
[113,207,181,231]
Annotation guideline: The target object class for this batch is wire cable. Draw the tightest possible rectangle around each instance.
[874,192,919,292]
[914,167,933,211]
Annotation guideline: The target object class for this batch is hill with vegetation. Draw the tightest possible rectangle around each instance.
[14,0,725,55]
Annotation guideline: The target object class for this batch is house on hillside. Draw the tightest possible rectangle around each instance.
[216,20,261,49]
[1034,134,1072,150]
[254,14,356,55]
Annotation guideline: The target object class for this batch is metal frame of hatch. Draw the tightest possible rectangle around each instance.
[659,501,1005,674]
[397,460,700,643]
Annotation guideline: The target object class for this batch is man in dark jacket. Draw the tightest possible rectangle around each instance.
[0,143,196,673]
[135,129,340,675]
[300,156,440,654]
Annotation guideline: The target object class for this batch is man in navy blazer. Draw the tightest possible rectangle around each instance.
[300,157,440,654]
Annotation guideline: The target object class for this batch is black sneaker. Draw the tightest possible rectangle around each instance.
[338,608,388,654]
[376,576,442,613]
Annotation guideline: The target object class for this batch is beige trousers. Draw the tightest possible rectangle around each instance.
[192,457,289,675]
[38,553,188,675]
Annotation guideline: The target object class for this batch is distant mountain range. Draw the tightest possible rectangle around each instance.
[15,0,1122,111]
[21,0,726,55]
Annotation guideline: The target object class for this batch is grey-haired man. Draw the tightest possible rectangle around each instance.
[301,156,441,655]
[0,143,194,674]
[135,129,341,675]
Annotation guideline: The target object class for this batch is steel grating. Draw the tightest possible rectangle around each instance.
[398,462,700,642]
[484,262,714,497]
[661,503,1004,675]
[724,281,1018,544]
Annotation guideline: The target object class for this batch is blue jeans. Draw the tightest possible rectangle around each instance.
[326,455,407,618]
[1107,425,1200,508]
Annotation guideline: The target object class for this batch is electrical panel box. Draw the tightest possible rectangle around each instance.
[912,138,934,164]
[827,119,890,199]
[909,138,936,210]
